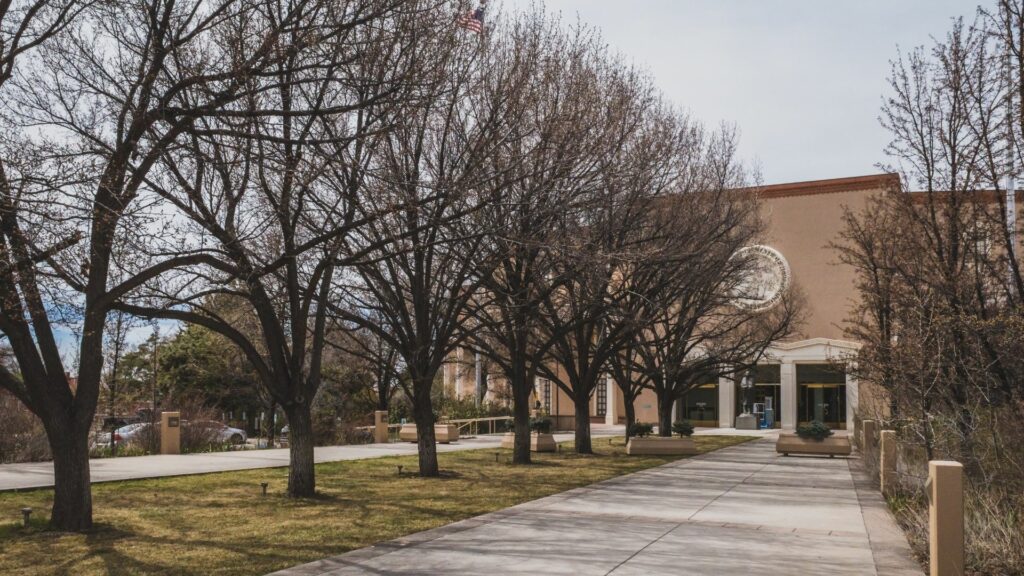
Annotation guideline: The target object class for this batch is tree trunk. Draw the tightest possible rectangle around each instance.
[512,384,532,465]
[47,424,93,531]
[623,396,636,443]
[411,386,439,476]
[573,393,592,454]
[283,403,316,497]
[657,392,674,437]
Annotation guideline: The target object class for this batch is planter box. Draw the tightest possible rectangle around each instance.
[435,424,459,444]
[776,433,851,457]
[399,424,460,444]
[501,432,557,452]
[626,436,697,456]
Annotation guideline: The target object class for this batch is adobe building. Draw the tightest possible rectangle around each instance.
[443,173,899,431]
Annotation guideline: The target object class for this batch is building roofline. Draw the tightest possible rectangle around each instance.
[743,173,901,199]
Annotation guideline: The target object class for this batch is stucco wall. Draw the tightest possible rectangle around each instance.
[761,185,882,341]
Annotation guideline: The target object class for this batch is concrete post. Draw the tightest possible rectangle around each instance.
[718,377,734,428]
[862,419,877,464]
[880,430,897,496]
[845,371,858,432]
[780,361,796,429]
[374,410,389,444]
[928,461,964,576]
[605,376,618,426]
[160,411,181,455]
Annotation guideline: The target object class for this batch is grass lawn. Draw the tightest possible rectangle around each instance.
[0,435,754,576]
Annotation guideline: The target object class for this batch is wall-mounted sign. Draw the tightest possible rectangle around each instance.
[731,245,791,311]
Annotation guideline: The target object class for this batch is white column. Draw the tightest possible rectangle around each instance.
[605,377,618,425]
[718,377,734,428]
[781,361,797,430]
[846,367,858,432]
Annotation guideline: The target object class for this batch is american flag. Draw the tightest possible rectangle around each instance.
[457,1,485,34]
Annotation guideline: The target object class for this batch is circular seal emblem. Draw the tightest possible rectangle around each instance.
[730,245,791,311]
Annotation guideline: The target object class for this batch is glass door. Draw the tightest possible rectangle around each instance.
[681,384,718,427]
[798,384,846,429]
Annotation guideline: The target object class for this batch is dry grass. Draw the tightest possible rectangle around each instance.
[0,435,753,576]
[888,484,1024,576]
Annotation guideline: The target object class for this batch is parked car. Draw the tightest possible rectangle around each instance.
[109,420,247,447]
[111,422,153,446]
[189,420,247,445]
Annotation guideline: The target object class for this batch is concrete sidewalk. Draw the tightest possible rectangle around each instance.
[271,437,922,576]
[0,427,626,491]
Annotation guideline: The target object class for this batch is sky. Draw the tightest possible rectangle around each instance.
[52,1,984,359]
[505,0,980,186]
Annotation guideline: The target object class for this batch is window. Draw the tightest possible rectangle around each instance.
[538,378,551,413]
[596,378,608,417]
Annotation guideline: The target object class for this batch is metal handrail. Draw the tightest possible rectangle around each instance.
[446,416,513,436]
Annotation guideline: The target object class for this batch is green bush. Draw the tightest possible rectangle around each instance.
[629,422,654,438]
[529,417,552,434]
[796,420,834,440]
[672,421,695,437]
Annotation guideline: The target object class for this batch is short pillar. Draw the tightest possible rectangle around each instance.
[928,461,964,576]
[160,411,181,455]
[373,410,388,444]
[862,419,877,464]
[880,430,897,496]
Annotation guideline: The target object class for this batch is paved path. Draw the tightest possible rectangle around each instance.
[271,437,922,576]
[0,427,628,491]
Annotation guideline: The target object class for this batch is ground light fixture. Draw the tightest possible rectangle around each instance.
[21,507,31,526]
[260,482,269,496]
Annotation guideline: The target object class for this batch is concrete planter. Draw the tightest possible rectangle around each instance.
[626,436,697,456]
[399,423,460,444]
[500,432,557,452]
[776,433,851,457]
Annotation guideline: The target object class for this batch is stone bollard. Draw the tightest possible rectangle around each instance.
[862,419,877,468]
[928,461,964,576]
[160,411,181,455]
[374,410,389,444]
[879,430,897,496]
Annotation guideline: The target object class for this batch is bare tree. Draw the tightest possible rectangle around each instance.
[333,16,527,476]
[532,59,672,454]
[465,14,615,464]
[113,0,439,496]
[0,0,301,530]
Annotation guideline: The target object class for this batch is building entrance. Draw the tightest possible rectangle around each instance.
[796,364,847,429]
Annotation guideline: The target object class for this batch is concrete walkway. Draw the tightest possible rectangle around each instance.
[271,437,922,576]
[0,427,627,491]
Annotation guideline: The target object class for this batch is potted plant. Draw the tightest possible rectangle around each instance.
[626,421,697,456]
[501,417,556,452]
[776,420,851,457]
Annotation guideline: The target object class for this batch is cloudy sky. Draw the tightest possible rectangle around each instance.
[506,0,979,185]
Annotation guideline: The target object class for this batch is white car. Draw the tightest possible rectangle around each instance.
[190,420,248,445]
[110,420,247,446]
[111,422,153,445]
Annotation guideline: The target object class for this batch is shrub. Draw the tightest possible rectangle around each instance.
[529,417,552,434]
[0,390,50,463]
[629,422,654,438]
[796,420,833,440]
[672,421,695,437]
